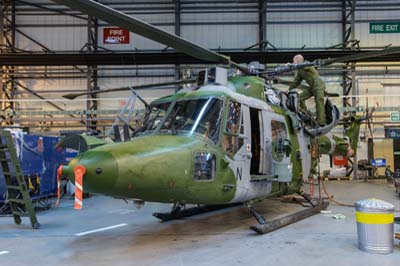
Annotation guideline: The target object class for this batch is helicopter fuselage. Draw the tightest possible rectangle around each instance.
[63,77,313,205]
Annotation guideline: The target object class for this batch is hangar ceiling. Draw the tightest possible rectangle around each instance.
[0,0,400,132]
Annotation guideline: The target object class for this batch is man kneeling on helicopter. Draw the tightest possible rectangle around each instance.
[288,54,327,127]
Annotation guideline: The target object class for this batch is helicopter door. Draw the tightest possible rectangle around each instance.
[222,102,251,200]
[250,108,264,175]
[236,104,251,175]
[270,119,292,182]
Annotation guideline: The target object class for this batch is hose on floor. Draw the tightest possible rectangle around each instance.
[320,178,355,208]
[320,178,400,213]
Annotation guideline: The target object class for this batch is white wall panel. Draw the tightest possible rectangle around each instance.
[16,14,83,25]
[357,76,400,109]
[266,2,342,49]
[127,13,174,25]
[16,27,87,51]
[180,8,257,50]
[181,12,255,24]
[98,76,175,110]
[181,25,257,50]
[99,89,174,111]
[15,12,86,51]
[266,24,341,49]
[267,10,341,22]
[356,9,400,20]
[16,77,87,112]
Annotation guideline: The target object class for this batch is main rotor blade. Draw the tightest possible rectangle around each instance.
[51,0,232,65]
[318,47,400,66]
[63,79,196,100]
[261,62,315,77]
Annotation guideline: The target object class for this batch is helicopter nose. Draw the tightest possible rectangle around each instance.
[65,150,118,194]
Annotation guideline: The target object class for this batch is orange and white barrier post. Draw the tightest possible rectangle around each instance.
[74,165,86,210]
[309,176,314,198]
[55,165,63,207]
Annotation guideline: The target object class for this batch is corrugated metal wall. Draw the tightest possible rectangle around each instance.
[16,1,400,51]
[180,1,257,49]
[16,14,86,51]
[356,0,400,47]
[266,1,342,49]
[6,0,400,132]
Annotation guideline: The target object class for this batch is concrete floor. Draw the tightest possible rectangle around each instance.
[0,180,400,266]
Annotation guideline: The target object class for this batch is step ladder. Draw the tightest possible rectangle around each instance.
[106,90,138,142]
[0,130,40,229]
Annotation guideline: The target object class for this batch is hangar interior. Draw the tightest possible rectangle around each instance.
[1,0,400,265]
[3,1,400,165]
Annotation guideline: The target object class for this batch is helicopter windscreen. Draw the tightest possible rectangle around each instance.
[140,102,171,133]
[160,98,223,143]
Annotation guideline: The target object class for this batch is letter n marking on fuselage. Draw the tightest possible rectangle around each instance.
[236,167,242,180]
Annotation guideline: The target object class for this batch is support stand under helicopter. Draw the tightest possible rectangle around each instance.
[248,193,329,235]
[249,201,329,234]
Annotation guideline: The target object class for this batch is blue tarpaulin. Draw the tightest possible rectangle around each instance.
[0,133,78,202]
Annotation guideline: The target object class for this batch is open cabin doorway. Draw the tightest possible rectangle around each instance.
[250,107,263,175]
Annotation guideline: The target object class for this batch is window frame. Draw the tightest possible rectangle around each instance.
[270,119,289,162]
[193,151,217,182]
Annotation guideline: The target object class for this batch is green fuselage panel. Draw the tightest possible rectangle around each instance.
[65,135,236,204]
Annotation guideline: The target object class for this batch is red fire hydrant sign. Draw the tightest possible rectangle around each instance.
[103,28,130,44]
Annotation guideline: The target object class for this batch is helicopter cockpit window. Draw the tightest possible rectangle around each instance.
[223,101,243,157]
[271,120,288,161]
[159,98,223,144]
[140,102,171,133]
[194,152,216,181]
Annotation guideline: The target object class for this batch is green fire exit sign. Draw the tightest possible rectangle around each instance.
[370,22,400,34]
[390,112,400,122]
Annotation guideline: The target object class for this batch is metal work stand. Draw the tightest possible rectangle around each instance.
[0,130,40,229]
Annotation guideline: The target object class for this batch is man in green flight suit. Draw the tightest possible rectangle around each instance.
[288,54,327,126]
